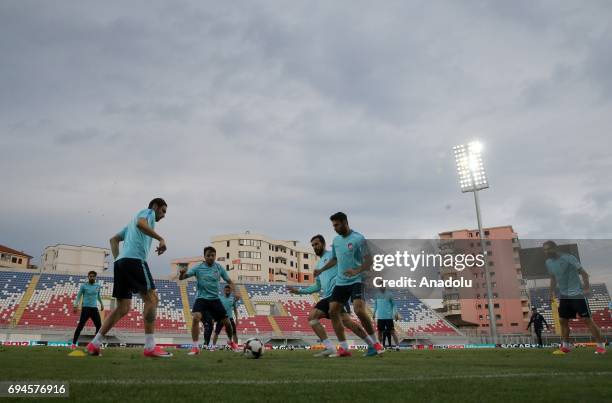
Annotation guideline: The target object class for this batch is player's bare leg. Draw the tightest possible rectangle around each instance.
[584,318,607,354]
[99,299,131,336]
[309,309,329,340]
[329,302,350,357]
[188,312,202,355]
[353,299,384,355]
[87,299,131,355]
[218,318,238,350]
[557,318,572,353]
[391,329,400,349]
[141,290,171,357]
[309,309,336,357]
[341,314,367,339]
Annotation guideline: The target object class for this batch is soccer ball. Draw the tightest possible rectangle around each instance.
[243,338,264,359]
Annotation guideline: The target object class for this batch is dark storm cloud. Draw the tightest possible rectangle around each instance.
[1,0,611,291]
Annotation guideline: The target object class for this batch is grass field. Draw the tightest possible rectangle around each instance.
[0,346,611,402]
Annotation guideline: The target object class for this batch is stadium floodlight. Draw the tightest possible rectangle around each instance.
[453,141,497,344]
[453,141,489,193]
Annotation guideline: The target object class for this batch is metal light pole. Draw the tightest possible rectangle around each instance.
[453,141,498,344]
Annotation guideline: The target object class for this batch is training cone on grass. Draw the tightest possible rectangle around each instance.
[68,350,87,357]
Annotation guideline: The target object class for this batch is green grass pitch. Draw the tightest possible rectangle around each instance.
[0,346,610,402]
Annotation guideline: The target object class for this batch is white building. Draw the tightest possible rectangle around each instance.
[41,244,111,275]
[171,232,317,284]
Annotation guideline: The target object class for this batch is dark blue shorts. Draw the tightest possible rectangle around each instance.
[330,283,363,304]
[112,258,155,299]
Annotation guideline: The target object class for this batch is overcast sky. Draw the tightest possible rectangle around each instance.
[1,1,612,286]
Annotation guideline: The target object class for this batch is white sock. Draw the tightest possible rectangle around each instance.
[562,341,571,349]
[597,342,605,348]
[92,332,103,347]
[322,339,334,350]
[340,341,349,350]
[368,333,378,344]
[144,334,155,350]
[192,341,199,349]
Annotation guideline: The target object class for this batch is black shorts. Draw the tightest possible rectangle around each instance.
[77,307,101,326]
[192,298,228,322]
[377,319,394,332]
[112,258,155,299]
[214,317,236,334]
[558,297,591,319]
[314,297,351,319]
[330,283,364,305]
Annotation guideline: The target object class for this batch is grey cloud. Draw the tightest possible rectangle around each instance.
[1,1,612,293]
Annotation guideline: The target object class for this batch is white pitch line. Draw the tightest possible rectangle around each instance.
[10,371,612,386]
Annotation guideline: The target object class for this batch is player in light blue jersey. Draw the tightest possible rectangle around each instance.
[87,198,171,358]
[372,287,401,351]
[179,246,239,355]
[287,234,370,357]
[544,241,605,354]
[71,271,104,348]
[314,212,384,357]
[212,284,240,347]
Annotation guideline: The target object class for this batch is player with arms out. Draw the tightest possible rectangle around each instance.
[179,246,239,355]
[71,271,104,348]
[87,198,171,358]
[212,284,240,349]
[287,234,372,357]
[544,240,606,354]
[314,212,384,357]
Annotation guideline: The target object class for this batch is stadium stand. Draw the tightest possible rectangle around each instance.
[16,273,186,333]
[1,270,461,339]
[369,288,458,335]
[0,271,33,325]
[529,284,612,333]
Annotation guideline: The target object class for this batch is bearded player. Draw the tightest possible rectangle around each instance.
[288,234,372,357]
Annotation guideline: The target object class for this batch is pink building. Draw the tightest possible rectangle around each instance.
[439,226,530,335]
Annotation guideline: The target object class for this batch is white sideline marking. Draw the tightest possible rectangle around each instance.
[14,371,612,386]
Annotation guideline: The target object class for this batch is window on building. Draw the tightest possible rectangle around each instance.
[239,239,261,247]
[226,252,230,259]
[304,275,309,281]
[18,258,22,264]
[227,240,230,247]
[304,264,309,270]
[303,253,309,259]
[239,251,261,259]
[239,263,261,271]
[12,257,17,263]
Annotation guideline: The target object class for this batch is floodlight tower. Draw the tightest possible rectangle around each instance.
[453,141,497,343]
